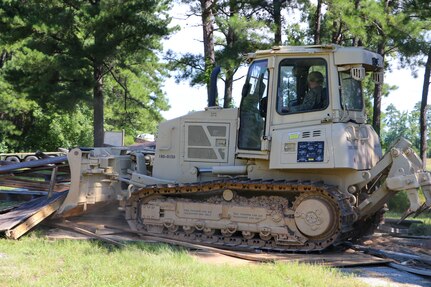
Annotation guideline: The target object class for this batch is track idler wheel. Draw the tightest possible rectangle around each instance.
[293,193,339,241]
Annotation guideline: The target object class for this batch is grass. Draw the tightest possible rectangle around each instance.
[409,216,431,235]
[385,212,431,236]
[0,233,368,287]
[0,201,21,211]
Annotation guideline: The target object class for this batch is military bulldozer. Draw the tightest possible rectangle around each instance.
[25,45,431,251]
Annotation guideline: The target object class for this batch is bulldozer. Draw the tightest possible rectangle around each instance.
[3,45,430,251]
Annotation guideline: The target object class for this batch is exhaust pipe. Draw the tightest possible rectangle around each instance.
[208,66,221,107]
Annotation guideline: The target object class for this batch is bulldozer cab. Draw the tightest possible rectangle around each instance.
[237,45,383,158]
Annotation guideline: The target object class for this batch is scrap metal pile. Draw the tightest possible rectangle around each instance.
[0,154,69,239]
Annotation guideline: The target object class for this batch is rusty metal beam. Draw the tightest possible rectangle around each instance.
[0,191,68,233]
[0,178,69,192]
[5,195,65,239]
[51,221,125,247]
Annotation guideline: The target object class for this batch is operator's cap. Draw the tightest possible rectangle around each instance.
[307,71,324,84]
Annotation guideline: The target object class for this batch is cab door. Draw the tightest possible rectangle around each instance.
[237,60,269,151]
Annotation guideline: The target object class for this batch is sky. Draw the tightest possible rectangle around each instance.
[161,4,428,121]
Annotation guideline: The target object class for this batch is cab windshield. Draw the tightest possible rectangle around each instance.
[339,72,363,111]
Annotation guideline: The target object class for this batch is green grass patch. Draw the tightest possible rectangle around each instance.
[387,191,410,213]
[0,234,367,287]
[387,189,428,213]
[0,200,21,211]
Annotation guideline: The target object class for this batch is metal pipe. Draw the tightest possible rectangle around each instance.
[198,168,212,173]
[198,165,247,175]
[0,156,68,174]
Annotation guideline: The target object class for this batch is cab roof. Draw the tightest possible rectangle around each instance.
[248,45,383,70]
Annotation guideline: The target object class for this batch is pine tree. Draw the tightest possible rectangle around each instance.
[0,1,172,146]
[400,0,431,166]
[169,0,271,108]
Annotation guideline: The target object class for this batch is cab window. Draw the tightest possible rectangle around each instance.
[277,58,328,114]
[339,72,363,110]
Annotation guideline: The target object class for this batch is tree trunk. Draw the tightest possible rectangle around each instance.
[372,80,382,136]
[331,19,343,44]
[93,62,104,147]
[314,0,322,45]
[352,0,361,46]
[372,1,390,137]
[0,50,10,68]
[372,44,385,136]
[273,0,282,45]
[223,0,237,108]
[91,0,104,147]
[224,71,234,108]
[201,0,216,105]
[223,24,235,108]
[420,46,431,168]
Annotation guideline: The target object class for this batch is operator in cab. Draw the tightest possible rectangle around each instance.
[289,71,325,112]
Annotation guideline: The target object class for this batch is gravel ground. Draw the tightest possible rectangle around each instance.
[341,266,431,287]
